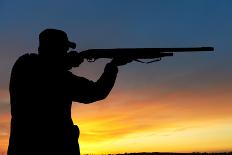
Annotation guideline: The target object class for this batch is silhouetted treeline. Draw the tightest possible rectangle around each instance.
[115,152,232,155]
[2,151,231,155]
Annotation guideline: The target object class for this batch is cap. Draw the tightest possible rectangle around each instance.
[39,29,76,49]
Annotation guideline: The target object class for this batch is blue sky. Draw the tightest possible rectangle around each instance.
[0,0,231,89]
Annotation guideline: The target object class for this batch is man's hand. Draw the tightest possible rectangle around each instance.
[66,51,84,68]
[109,57,133,66]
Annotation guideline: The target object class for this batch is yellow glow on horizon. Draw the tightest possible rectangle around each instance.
[71,87,232,154]
[1,86,232,153]
[76,122,232,154]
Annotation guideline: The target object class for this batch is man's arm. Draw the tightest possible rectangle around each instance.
[68,58,132,104]
[68,62,118,103]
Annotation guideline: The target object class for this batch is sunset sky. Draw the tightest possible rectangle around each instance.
[0,0,232,154]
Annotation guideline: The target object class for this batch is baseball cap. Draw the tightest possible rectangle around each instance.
[39,29,76,49]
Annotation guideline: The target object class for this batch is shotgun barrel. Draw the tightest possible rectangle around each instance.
[78,47,214,61]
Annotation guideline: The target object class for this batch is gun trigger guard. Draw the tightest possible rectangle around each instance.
[87,58,97,62]
[134,58,161,64]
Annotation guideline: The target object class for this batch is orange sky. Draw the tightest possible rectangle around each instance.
[71,85,232,154]
[1,75,232,154]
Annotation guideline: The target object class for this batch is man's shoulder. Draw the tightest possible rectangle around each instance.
[16,53,38,63]
[13,53,39,70]
[17,53,38,61]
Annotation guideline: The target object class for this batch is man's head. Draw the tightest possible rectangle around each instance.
[38,29,76,56]
[38,29,83,70]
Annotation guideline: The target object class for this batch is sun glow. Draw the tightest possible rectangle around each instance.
[71,87,232,154]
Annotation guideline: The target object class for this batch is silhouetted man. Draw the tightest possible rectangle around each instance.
[8,29,131,155]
